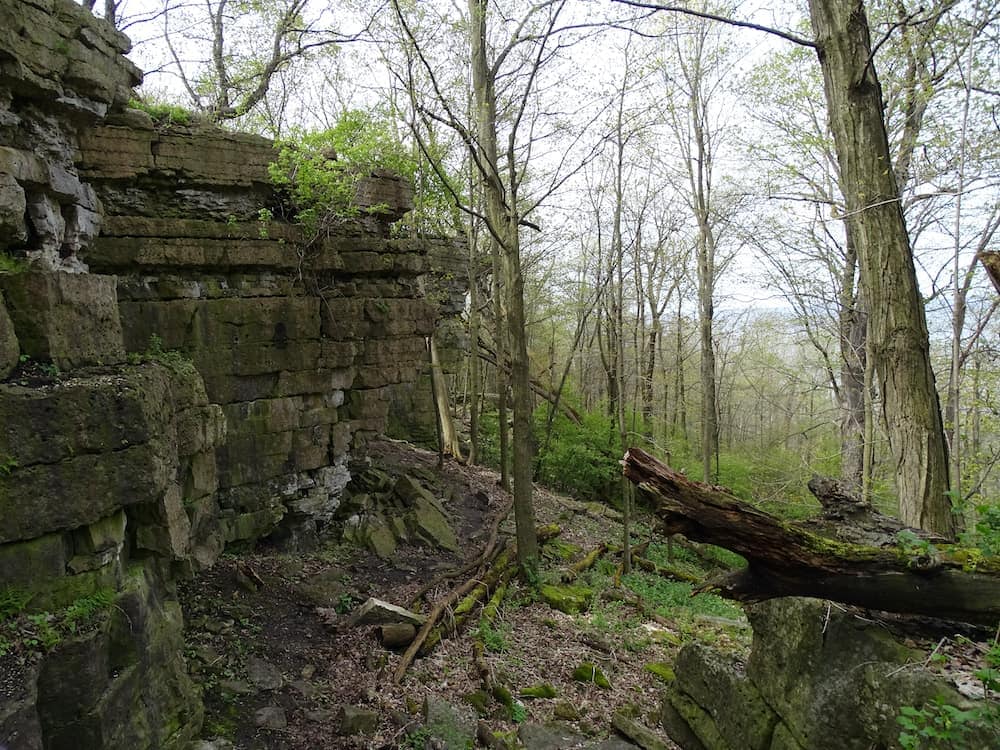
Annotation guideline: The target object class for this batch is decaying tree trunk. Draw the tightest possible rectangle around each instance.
[980,251,1000,296]
[623,448,1000,627]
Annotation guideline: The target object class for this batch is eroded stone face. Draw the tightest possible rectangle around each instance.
[0,171,27,248]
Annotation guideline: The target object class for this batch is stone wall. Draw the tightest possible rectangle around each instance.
[77,115,435,551]
[0,2,438,748]
[660,598,991,750]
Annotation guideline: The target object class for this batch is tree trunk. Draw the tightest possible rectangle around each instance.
[429,336,464,460]
[469,0,537,569]
[623,447,999,626]
[807,0,953,537]
[838,231,866,487]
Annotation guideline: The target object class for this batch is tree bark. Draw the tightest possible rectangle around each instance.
[429,336,464,461]
[623,447,1000,626]
[468,0,537,569]
[807,0,953,537]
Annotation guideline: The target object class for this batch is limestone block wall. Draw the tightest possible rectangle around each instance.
[77,115,437,549]
[0,2,440,748]
[0,0,140,271]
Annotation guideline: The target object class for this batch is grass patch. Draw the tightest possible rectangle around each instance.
[621,572,744,622]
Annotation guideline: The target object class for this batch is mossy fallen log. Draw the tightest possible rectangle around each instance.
[623,447,1000,627]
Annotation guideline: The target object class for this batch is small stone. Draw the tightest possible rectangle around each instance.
[553,701,581,721]
[192,740,235,750]
[218,680,255,696]
[290,680,318,698]
[204,617,233,634]
[338,705,379,736]
[247,656,283,690]
[305,708,336,723]
[644,663,675,683]
[192,645,221,665]
[572,662,611,689]
[518,723,588,750]
[539,584,594,615]
[347,597,426,627]
[611,711,671,750]
[254,706,287,729]
[520,683,557,699]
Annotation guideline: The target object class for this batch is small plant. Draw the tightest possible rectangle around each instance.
[896,530,939,569]
[476,617,508,653]
[128,334,197,376]
[0,252,28,274]
[257,208,273,239]
[897,642,1000,748]
[62,590,115,634]
[334,592,355,615]
[0,588,32,622]
[26,613,61,649]
[0,456,18,476]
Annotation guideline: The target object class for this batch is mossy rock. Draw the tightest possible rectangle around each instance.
[553,701,581,721]
[645,662,676,683]
[519,683,557,699]
[538,584,594,615]
[366,521,397,559]
[543,540,581,561]
[462,689,491,716]
[571,662,610,689]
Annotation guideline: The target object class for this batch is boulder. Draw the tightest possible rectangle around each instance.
[673,644,777,750]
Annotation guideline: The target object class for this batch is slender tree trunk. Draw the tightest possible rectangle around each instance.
[808,0,953,537]
[839,233,866,487]
[697,227,718,483]
[493,258,511,491]
[642,321,659,442]
[469,0,537,568]
[674,295,688,442]
[467,170,482,466]
[430,336,464,460]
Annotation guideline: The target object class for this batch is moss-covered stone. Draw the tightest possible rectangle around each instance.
[644,662,676,684]
[462,690,491,716]
[520,683,557,699]
[661,688,726,750]
[674,643,777,750]
[405,499,459,553]
[746,598,916,750]
[539,583,594,614]
[571,662,610,689]
[367,521,397,559]
[553,701,580,721]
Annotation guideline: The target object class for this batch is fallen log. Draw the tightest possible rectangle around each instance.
[623,447,1000,627]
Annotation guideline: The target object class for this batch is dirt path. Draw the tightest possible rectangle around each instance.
[180,439,747,749]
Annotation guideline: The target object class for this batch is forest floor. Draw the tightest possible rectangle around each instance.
[179,438,752,749]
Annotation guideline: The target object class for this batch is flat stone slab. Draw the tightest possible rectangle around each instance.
[347,597,426,627]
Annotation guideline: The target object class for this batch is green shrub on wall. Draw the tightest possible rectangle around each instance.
[269,110,417,233]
